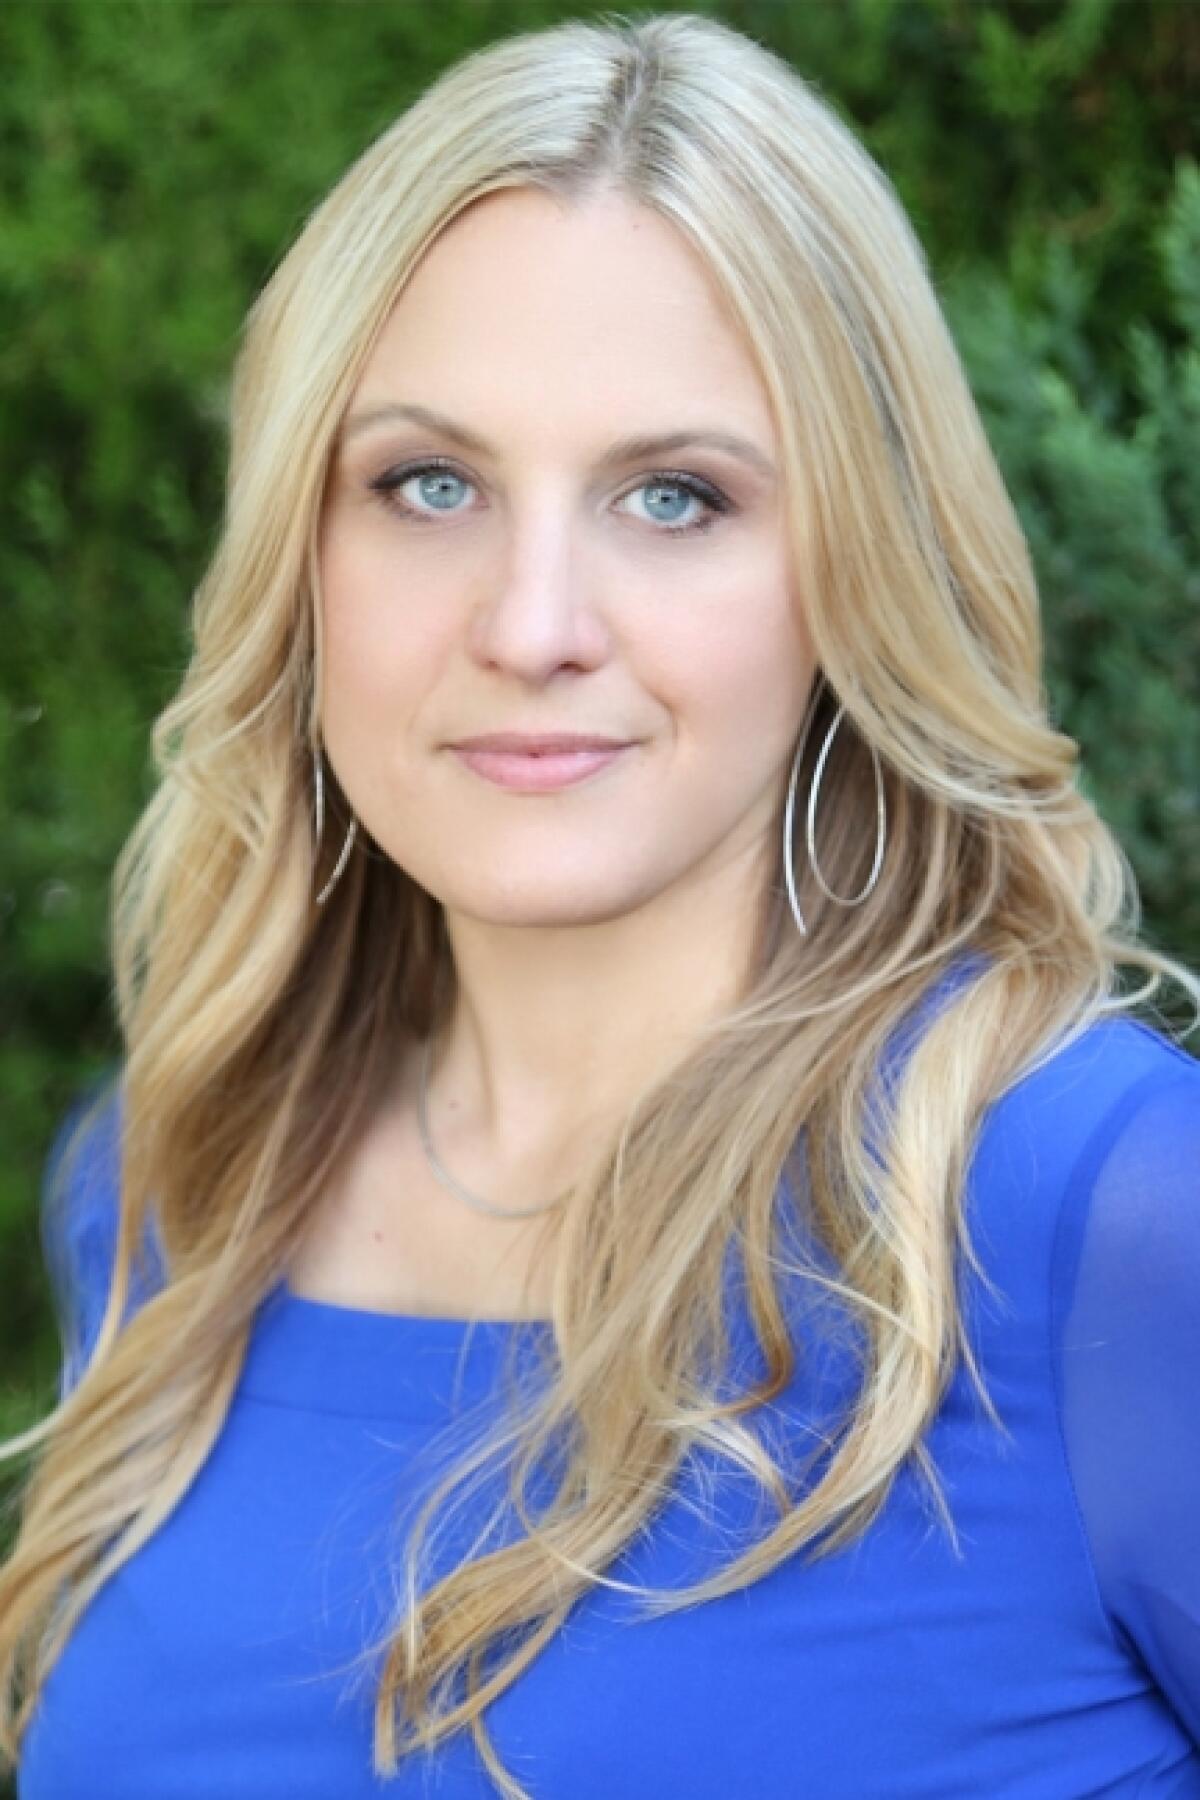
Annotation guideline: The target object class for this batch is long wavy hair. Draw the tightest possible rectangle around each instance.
[3,12,1197,1797]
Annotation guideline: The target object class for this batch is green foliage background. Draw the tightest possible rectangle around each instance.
[1,0,1198,1483]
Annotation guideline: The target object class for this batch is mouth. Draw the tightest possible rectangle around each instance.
[447,741,635,793]
[448,733,632,754]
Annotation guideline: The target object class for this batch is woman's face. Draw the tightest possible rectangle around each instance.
[318,187,815,930]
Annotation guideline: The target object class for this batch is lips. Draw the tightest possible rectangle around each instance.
[449,733,631,754]
[449,739,634,792]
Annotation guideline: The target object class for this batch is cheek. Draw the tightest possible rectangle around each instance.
[649,582,812,760]
[315,530,449,831]
[318,526,446,734]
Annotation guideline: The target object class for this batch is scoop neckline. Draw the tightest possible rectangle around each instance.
[277,1276,554,1333]
[235,1279,555,1420]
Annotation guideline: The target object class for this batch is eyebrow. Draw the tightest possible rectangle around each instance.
[339,401,778,482]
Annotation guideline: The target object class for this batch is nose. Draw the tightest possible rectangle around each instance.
[464,506,611,683]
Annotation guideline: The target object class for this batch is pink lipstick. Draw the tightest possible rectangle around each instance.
[448,732,634,793]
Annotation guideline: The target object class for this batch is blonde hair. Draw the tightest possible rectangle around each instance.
[3,12,1196,1796]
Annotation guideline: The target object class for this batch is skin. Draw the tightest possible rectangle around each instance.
[314,186,815,1277]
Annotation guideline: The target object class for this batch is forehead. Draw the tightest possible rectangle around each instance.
[348,188,776,447]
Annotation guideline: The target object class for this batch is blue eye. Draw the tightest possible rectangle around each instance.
[384,462,473,517]
[623,477,723,533]
[367,457,733,536]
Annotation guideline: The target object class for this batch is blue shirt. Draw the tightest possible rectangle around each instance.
[17,974,1200,1796]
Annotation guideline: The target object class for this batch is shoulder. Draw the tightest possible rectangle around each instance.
[41,1072,125,1282]
[975,1009,1197,1183]
[888,953,1197,1203]
[959,1012,1198,1321]
[41,1071,164,1396]
[1038,1017,1200,1323]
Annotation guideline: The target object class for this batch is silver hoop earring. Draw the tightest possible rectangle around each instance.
[312,744,358,906]
[782,700,887,937]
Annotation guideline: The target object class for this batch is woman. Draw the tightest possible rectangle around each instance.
[3,12,1198,1797]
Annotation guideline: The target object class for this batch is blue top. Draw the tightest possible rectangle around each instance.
[17,966,1200,1798]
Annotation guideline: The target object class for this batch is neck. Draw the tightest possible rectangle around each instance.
[423,834,774,1173]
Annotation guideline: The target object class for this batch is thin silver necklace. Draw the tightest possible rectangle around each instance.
[416,1032,566,1221]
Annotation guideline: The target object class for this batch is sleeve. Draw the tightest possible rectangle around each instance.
[1052,1053,1200,1741]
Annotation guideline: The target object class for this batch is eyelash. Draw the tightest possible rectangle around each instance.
[366,456,734,537]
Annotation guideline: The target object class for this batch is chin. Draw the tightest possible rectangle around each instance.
[440,877,659,931]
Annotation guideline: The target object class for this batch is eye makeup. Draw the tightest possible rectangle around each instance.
[365,456,737,538]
